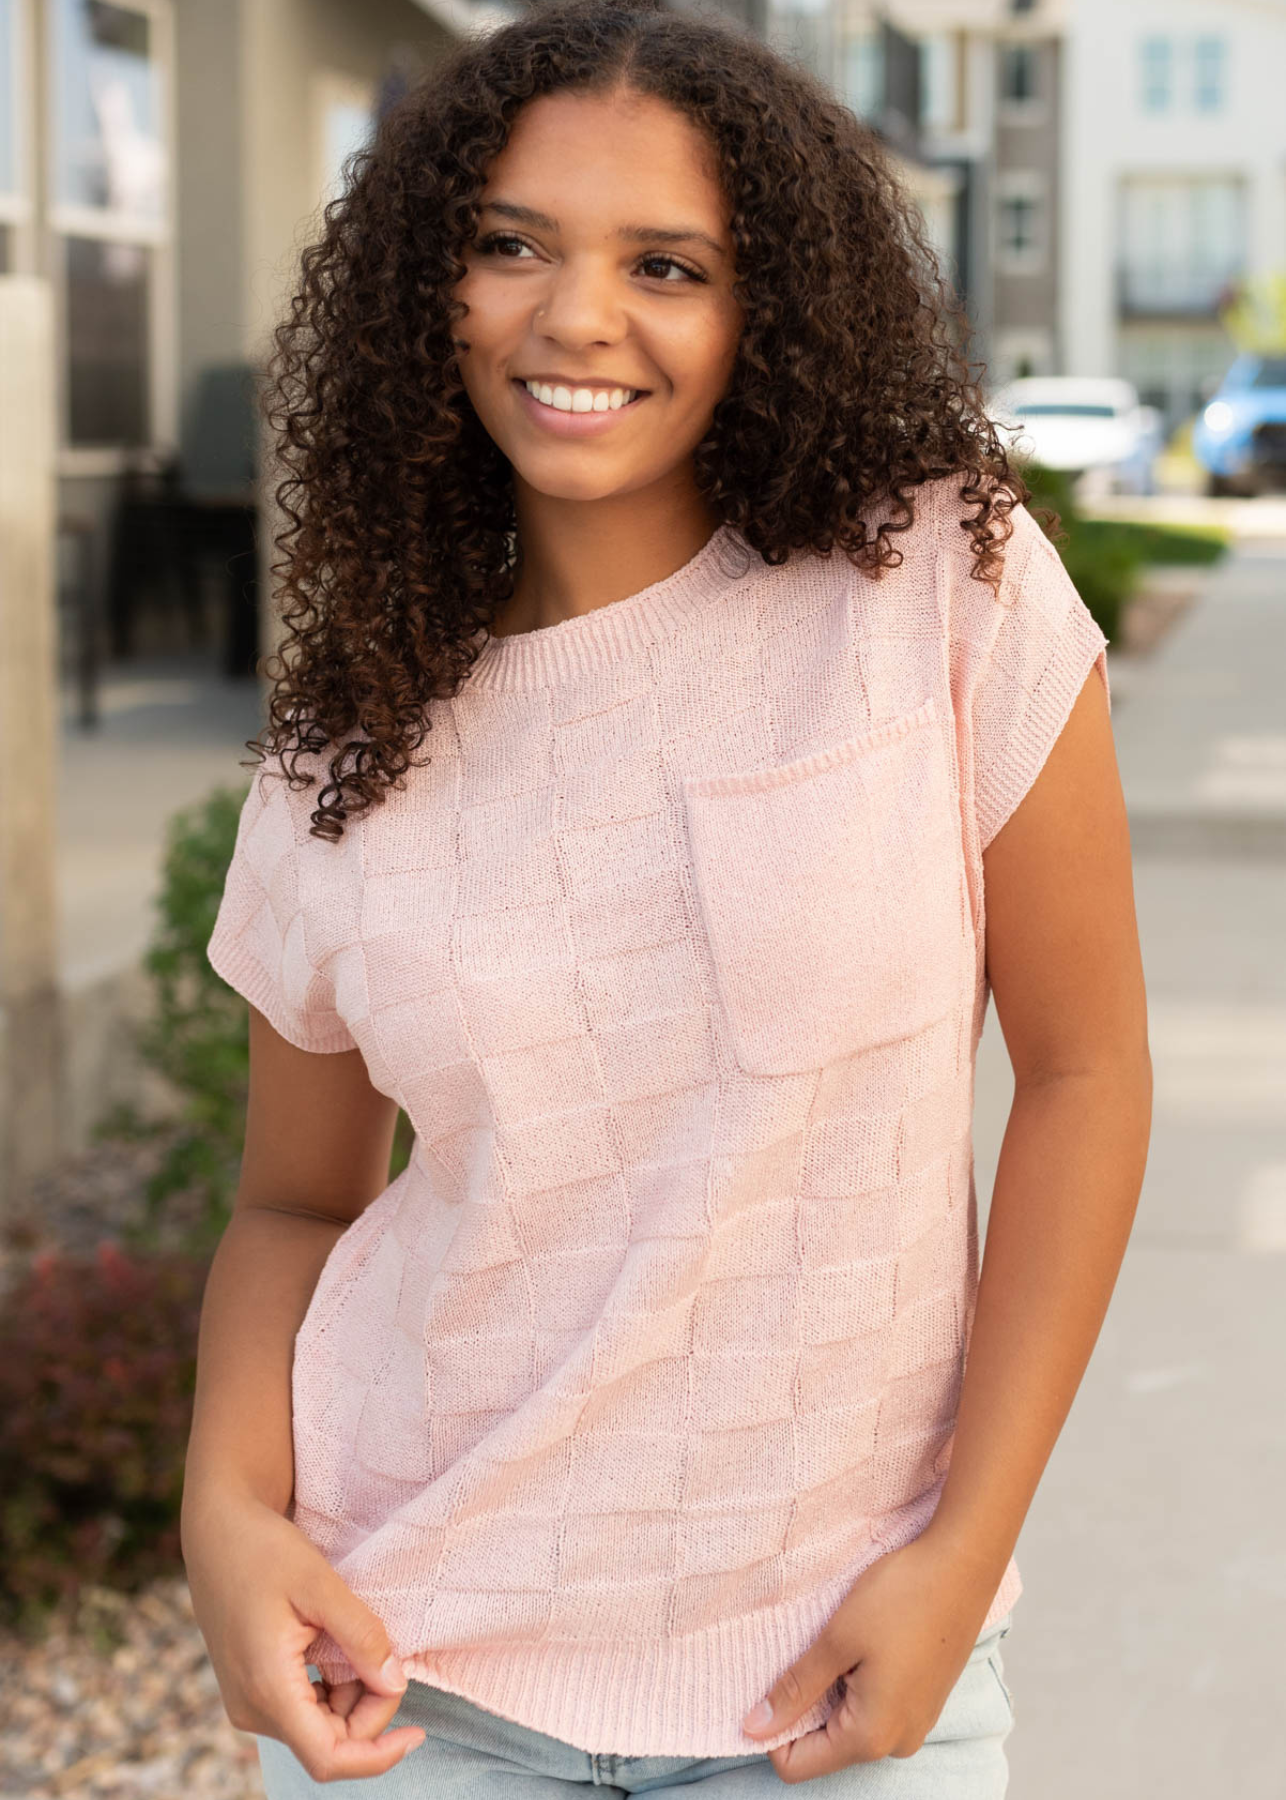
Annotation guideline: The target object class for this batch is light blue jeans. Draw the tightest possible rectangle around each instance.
[256,1611,1014,1796]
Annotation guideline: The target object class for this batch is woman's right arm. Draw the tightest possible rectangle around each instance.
[180,1005,427,1781]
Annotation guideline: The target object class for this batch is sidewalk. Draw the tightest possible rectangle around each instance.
[52,656,265,1153]
[57,656,263,992]
[972,534,1286,1799]
[1109,541,1286,856]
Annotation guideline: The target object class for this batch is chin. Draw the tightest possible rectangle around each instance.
[512,464,640,503]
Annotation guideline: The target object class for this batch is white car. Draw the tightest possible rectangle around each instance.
[988,377,1164,496]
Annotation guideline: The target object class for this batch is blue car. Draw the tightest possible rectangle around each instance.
[1192,352,1286,496]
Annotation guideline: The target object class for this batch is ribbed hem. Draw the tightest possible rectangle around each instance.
[310,1511,1022,1759]
[391,1560,1021,1760]
[461,523,764,691]
[206,928,358,1055]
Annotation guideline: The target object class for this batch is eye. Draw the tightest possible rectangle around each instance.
[475,231,536,259]
[638,252,708,284]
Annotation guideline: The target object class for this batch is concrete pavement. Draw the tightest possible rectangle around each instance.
[973,532,1286,1799]
[57,662,263,992]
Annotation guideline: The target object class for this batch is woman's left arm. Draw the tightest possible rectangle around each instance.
[925,656,1152,1575]
[742,665,1153,1780]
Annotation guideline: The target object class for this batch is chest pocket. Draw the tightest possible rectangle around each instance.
[679,696,969,1077]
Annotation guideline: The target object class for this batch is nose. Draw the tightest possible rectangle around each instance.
[532,255,628,347]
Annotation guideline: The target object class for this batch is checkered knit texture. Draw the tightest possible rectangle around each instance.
[207,474,1109,1757]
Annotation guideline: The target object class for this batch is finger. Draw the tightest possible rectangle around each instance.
[287,1694,426,1782]
[294,1566,408,1701]
[324,1677,365,1721]
[339,1683,411,1742]
[769,1682,887,1784]
[250,1658,425,1781]
[288,1642,401,1740]
[741,1636,851,1739]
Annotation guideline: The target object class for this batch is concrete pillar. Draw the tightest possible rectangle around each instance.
[0,276,62,1211]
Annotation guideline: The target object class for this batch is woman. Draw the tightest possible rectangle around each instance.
[181,1,1152,1793]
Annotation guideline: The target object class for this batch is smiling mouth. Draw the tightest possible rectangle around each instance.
[512,378,651,413]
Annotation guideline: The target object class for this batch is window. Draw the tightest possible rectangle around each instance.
[53,0,165,217]
[1000,192,1037,255]
[1012,403,1117,419]
[65,233,149,442]
[996,173,1046,273]
[48,0,170,452]
[1139,36,1172,112]
[999,43,1038,106]
[919,33,958,131]
[1193,36,1226,112]
[0,0,31,273]
[311,70,376,210]
[844,29,884,122]
[995,330,1054,383]
[1118,176,1246,313]
[322,100,373,203]
[0,0,19,195]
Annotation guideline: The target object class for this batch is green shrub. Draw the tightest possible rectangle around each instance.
[1017,463,1231,643]
[1019,465,1136,643]
[1020,462,1079,527]
[124,785,258,1246]
[1054,529,1139,645]
[101,781,414,1253]
[1099,520,1229,566]
[0,1242,207,1630]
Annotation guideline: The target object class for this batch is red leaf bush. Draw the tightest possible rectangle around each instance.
[0,1240,209,1626]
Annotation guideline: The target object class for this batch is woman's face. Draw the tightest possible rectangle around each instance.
[451,85,744,505]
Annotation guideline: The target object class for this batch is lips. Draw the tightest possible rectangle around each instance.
[511,378,649,405]
[509,377,652,437]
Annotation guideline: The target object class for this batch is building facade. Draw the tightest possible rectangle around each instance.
[0,0,495,679]
[1063,0,1286,429]
[845,0,1286,422]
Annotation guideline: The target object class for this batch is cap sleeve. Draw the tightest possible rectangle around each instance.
[207,760,359,1054]
[946,497,1111,855]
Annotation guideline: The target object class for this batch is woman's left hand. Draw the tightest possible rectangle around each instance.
[739,1526,1003,1784]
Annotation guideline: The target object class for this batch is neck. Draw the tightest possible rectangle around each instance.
[492,478,724,638]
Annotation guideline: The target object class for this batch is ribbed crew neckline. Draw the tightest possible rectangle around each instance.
[463,521,762,691]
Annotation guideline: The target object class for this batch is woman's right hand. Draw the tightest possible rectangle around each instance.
[182,1489,428,1782]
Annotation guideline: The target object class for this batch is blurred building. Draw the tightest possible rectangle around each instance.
[0,0,513,1197]
[0,0,512,686]
[1065,0,1286,430]
[857,0,1286,427]
[763,0,966,312]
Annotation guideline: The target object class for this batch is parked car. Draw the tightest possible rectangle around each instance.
[1191,353,1286,496]
[988,377,1164,495]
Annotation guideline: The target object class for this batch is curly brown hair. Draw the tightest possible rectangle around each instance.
[250,0,1042,841]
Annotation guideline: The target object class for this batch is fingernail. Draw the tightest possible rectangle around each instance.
[382,1654,407,1689]
[743,1699,773,1731]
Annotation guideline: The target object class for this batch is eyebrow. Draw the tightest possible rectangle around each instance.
[478,200,727,261]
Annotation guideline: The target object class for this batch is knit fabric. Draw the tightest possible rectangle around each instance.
[207,475,1110,1758]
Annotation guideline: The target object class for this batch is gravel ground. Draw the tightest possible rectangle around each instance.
[1,1129,264,1800]
[0,1577,263,1800]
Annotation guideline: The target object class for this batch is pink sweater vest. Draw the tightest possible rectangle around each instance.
[207,474,1109,1756]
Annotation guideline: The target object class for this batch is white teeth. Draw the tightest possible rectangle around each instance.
[523,380,638,413]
